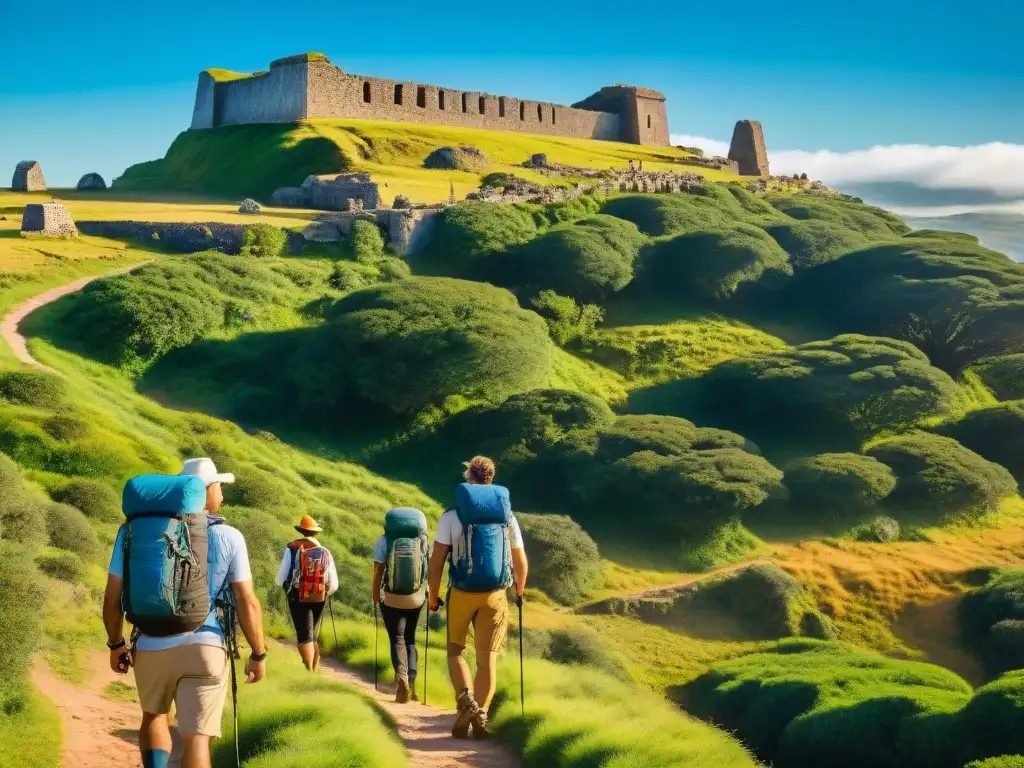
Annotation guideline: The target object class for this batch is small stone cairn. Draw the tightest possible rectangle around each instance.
[238,198,261,214]
[12,161,46,192]
[76,173,107,191]
[21,202,78,237]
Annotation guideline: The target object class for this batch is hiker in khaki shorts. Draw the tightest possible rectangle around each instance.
[102,459,267,768]
[427,456,529,740]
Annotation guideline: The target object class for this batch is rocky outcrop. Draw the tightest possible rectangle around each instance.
[423,146,488,172]
[76,173,107,191]
[21,203,78,237]
[238,198,261,214]
[12,161,46,192]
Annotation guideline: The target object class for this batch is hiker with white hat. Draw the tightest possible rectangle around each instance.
[275,514,338,671]
[102,458,267,768]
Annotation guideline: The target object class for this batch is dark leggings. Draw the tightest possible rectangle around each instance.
[288,598,326,645]
[379,603,423,682]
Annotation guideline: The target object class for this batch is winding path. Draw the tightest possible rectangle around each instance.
[1,262,148,369]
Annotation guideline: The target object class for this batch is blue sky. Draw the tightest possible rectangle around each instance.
[1,0,1021,188]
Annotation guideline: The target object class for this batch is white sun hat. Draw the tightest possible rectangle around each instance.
[179,457,236,486]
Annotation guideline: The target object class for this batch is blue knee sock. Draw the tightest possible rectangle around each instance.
[142,749,170,768]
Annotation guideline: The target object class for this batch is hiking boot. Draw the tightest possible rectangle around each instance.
[452,689,477,739]
[410,687,419,703]
[471,708,490,740]
[395,676,411,704]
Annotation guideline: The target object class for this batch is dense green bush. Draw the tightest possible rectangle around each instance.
[0,542,46,713]
[36,550,86,582]
[785,453,896,513]
[601,187,781,238]
[508,215,646,302]
[415,201,537,277]
[960,569,1024,677]
[635,224,793,302]
[51,478,121,523]
[682,638,972,768]
[636,335,961,451]
[966,757,1024,768]
[423,145,488,171]
[46,502,100,559]
[522,626,629,680]
[294,278,554,415]
[851,515,901,543]
[340,219,386,263]
[239,224,287,258]
[41,414,90,441]
[772,195,908,238]
[765,219,870,269]
[976,355,1024,400]
[940,401,1024,483]
[517,513,603,604]
[867,432,1018,522]
[222,466,290,510]
[528,290,603,346]
[0,371,67,408]
[0,451,38,543]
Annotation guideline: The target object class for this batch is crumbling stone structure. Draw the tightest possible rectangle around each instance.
[12,161,46,192]
[273,173,382,212]
[21,203,78,237]
[728,120,769,177]
[191,53,669,146]
[76,173,107,191]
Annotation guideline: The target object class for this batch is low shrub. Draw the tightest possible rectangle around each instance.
[340,219,386,264]
[0,542,46,713]
[45,502,100,559]
[867,432,1018,522]
[939,400,1024,483]
[523,626,630,680]
[851,515,901,543]
[529,290,603,347]
[51,478,121,523]
[222,466,290,510]
[960,569,1024,677]
[423,145,488,172]
[239,223,287,258]
[415,202,537,277]
[966,758,1024,768]
[516,513,603,604]
[0,451,37,543]
[765,219,870,269]
[40,414,90,441]
[785,453,896,515]
[36,550,86,582]
[975,355,1024,400]
[0,371,66,408]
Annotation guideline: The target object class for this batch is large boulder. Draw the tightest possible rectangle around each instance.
[76,173,106,191]
[423,146,488,172]
[12,161,46,192]
[270,187,308,207]
[21,203,78,237]
[238,198,261,214]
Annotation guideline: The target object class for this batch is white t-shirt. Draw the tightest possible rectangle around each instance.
[434,510,525,553]
[373,534,426,609]
[274,538,339,596]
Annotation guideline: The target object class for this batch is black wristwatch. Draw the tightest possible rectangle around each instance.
[107,638,127,650]
[250,650,267,662]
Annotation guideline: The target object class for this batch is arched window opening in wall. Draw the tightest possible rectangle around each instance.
[519,102,525,120]
[479,96,486,114]
[537,104,543,122]
[439,90,445,110]
[363,81,371,103]
[551,107,556,124]
[647,114,652,129]
[394,84,403,105]
[462,93,468,113]
[416,86,426,108]
[499,97,506,118]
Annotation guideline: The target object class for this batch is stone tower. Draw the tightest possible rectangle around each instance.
[728,120,769,177]
[12,161,46,192]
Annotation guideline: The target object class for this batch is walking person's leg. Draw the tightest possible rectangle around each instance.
[381,604,412,701]
[310,601,326,671]
[405,605,423,700]
[446,588,483,738]
[468,589,509,739]
[134,650,175,767]
[289,599,317,670]
[175,645,230,768]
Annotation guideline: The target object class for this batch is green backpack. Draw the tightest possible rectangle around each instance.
[383,507,428,596]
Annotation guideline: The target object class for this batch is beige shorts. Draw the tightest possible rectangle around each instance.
[447,587,509,653]
[134,644,229,737]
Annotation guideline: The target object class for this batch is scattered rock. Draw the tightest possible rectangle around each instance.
[12,161,46,192]
[271,187,308,207]
[76,173,107,191]
[21,203,78,237]
[529,153,548,167]
[423,146,488,172]
[238,198,261,214]
[392,194,412,209]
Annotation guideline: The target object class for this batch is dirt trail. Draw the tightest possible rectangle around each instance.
[1,262,149,370]
[31,655,182,768]
[320,659,517,768]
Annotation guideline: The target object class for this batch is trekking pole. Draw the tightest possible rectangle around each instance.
[423,602,429,706]
[374,601,380,692]
[328,597,339,662]
[517,595,525,717]
[227,608,241,768]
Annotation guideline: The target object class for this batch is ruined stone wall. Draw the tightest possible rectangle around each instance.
[304,62,621,142]
[191,71,217,129]
[215,62,308,126]
[728,120,770,177]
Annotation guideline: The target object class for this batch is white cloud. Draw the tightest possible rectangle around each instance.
[669,133,730,158]
[669,135,1024,198]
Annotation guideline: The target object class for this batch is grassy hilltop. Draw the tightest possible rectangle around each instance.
[7,120,1024,767]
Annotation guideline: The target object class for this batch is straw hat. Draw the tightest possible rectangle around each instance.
[294,514,322,535]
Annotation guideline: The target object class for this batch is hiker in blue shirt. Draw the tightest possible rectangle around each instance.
[102,458,267,768]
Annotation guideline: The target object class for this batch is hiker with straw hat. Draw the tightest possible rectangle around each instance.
[275,514,338,671]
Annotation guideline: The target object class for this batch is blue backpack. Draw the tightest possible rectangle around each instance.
[120,475,218,637]
[449,483,513,593]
